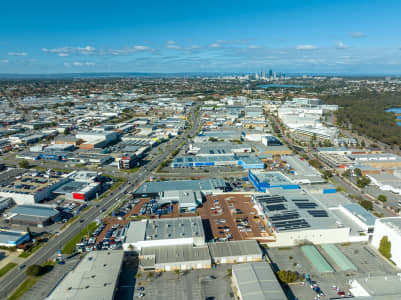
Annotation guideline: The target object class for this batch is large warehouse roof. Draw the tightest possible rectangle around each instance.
[125,217,205,244]
[10,205,59,218]
[208,240,261,258]
[140,244,211,268]
[0,230,28,245]
[46,251,124,300]
[135,178,225,194]
[232,262,286,300]
[253,190,340,233]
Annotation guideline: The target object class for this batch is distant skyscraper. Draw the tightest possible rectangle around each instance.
[269,69,273,77]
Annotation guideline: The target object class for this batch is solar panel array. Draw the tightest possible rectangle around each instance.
[308,210,329,218]
[272,219,311,231]
[295,202,318,209]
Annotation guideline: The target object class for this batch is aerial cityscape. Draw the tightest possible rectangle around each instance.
[2,1,401,300]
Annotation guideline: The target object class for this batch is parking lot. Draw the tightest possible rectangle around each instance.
[268,242,400,300]
[133,264,234,300]
[198,194,271,242]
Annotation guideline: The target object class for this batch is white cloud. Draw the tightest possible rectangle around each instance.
[248,45,262,49]
[209,43,221,48]
[58,53,69,57]
[167,40,176,44]
[336,41,349,49]
[42,46,96,55]
[351,32,367,38]
[64,61,96,67]
[8,52,28,56]
[0,59,8,63]
[166,44,182,49]
[296,45,317,50]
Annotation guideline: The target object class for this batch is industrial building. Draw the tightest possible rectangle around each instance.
[232,262,286,300]
[337,203,376,235]
[45,250,124,300]
[0,196,14,213]
[372,217,401,268]
[0,174,69,205]
[54,181,101,201]
[159,190,202,212]
[349,274,401,299]
[208,240,262,264]
[367,172,401,194]
[283,155,325,185]
[171,155,264,169]
[139,244,211,271]
[0,229,30,247]
[6,204,59,227]
[123,216,205,251]
[252,191,350,247]
[187,142,252,156]
[248,170,300,192]
[348,153,401,169]
[76,131,120,149]
[134,178,226,198]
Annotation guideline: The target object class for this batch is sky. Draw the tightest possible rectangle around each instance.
[2,0,401,74]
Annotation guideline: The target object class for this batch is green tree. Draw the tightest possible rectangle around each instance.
[360,200,373,211]
[378,195,387,203]
[276,270,304,283]
[378,236,392,259]
[322,170,332,180]
[357,176,371,188]
[174,269,181,277]
[26,264,43,277]
[18,159,30,169]
[354,168,362,177]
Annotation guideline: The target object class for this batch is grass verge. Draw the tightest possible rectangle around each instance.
[19,242,45,258]
[0,263,17,277]
[8,261,56,300]
[62,222,98,254]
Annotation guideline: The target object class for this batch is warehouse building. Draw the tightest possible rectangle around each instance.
[348,153,401,169]
[123,216,205,251]
[0,174,69,205]
[252,191,350,247]
[208,240,262,264]
[367,172,401,194]
[232,262,286,300]
[372,217,401,268]
[134,178,226,198]
[338,203,376,235]
[76,131,120,149]
[7,204,59,227]
[0,196,14,213]
[139,244,211,271]
[349,274,401,299]
[0,229,30,247]
[159,190,202,212]
[53,181,101,201]
[171,155,264,169]
[46,250,124,300]
[248,170,300,192]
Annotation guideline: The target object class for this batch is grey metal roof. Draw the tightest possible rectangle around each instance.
[46,251,124,300]
[208,240,262,258]
[140,244,211,267]
[342,203,376,226]
[0,230,28,244]
[135,178,225,194]
[126,217,205,243]
[10,205,59,218]
[232,262,286,300]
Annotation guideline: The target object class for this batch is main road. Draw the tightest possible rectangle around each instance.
[0,104,200,299]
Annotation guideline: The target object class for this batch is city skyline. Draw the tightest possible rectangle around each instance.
[2,0,401,74]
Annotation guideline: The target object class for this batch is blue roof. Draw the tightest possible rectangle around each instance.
[342,203,376,226]
[10,205,59,218]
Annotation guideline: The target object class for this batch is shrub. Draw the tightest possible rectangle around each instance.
[26,264,43,277]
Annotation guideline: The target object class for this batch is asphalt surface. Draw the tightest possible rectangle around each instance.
[0,104,200,299]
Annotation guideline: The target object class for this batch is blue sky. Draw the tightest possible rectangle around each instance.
[2,0,401,74]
